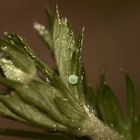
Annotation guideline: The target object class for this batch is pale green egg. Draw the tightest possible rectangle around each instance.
[68,75,78,85]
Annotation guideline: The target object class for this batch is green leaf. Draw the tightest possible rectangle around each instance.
[0,34,37,84]
[125,72,137,122]
[55,96,93,136]
[0,128,52,140]
[44,5,55,32]
[55,97,83,127]
[1,33,61,86]
[83,84,95,110]
[0,128,75,140]
[1,92,67,132]
[16,79,86,127]
[70,28,85,102]
[0,33,34,72]
[34,22,53,52]
[132,116,140,140]
[97,83,125,134]
[0,76,22,87]
[33,12,85,102]
[83,68,96,109]
[15,82,66,125]
[51,12,85,102]
[52,12,76,88]
[0,101,24,121]
[0,58,35,84]
[124,72,138,139]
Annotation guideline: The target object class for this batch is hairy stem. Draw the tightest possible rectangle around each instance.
[87,114,125,140]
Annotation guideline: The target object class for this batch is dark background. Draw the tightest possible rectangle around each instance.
[0,0,140,139]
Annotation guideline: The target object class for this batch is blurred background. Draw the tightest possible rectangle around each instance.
[0,0,140,139]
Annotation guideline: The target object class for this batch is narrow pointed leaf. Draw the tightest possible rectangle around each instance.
[0,102,24,121]
[0,76,22,87]
[55,97,83,122]
[124,72,138,139]
[0,128,73,140]
[52,12,85,102]
[70,28,85,102]
[3,33,69,91]
[0,34,37,83]
[52,14,76,88]
[0,128,52,140]
[1,92,67,131]
[97,84,125,134]
[3,33,54,80]
[0,58,36,84]
[16,80,84,126]
[132,116,140,140]
[16,83,66,125]
[125,72,137,122]
[1,33,35,72]
[83,84,96,109]
[34,22,53,52]
[44,5,55,32]
[83,68,96,109]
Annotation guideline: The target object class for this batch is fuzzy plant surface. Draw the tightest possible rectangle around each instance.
[0,6,139,140]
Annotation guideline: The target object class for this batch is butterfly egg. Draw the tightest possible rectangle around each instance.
[68,75,78,85]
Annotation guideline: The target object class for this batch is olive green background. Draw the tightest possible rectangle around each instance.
[0,0,140,139]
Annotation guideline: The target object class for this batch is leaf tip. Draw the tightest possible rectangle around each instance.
[33,22,45,30]
[55,4,60,18]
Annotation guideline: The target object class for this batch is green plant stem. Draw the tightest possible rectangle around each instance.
[88,115,125,140]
